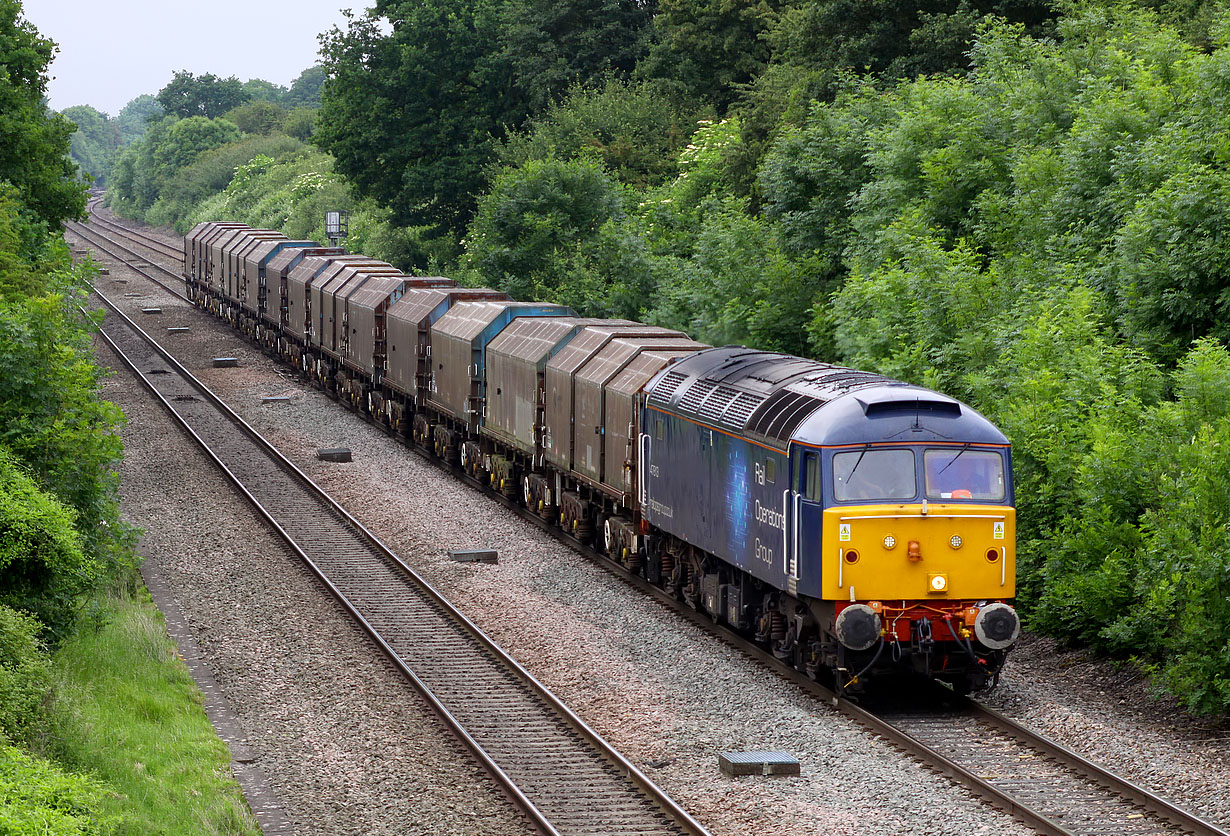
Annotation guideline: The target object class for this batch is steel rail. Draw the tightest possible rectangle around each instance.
[67,221,187,299]
[84,280,711,836]
[86,210,182,260]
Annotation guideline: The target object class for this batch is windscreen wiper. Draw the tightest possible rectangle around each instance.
[936,443,971,475]
[847,443,872,480]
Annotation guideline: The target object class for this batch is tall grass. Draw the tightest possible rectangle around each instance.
[37,593,260,836]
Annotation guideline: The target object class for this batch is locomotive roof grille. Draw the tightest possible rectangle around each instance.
[726,392,763,427]
[677,377,717,414]
[649,368,689,404]
[696,384,743,424]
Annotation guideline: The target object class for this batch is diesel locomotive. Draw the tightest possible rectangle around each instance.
[182,221,1020,694]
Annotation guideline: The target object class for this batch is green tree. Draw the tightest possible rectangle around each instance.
[640,0,780,109]
[156,70,250,119]
[241,77,287,104]
[224,100,287,135]
[766,0,1054,83]
[465,157,647,315]
[650,198,822,354]
[0,448,97,639]
[317,0,514,234]
[151,116,241,180]
[0,0,86,227]
[0,290,129,594]
[286,65,326,108]
[281,106,317,141]
[497,0,655,113]
[114,94,162,144]
[498,77,697,188]
[62,105,119,186]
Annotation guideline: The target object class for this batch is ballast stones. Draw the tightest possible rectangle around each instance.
[448,549,499,564]
[316,447,352,463]
[719,751,800,777]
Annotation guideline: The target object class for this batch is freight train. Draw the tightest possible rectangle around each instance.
[182,222,1020,694]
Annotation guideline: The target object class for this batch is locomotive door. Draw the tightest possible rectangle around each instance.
[789,448,824,587]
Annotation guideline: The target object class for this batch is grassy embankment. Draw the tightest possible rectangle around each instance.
[34,592,260,836]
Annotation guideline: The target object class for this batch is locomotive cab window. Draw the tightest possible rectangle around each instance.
[924,448,1005,501]
[833,448,915,502]
[765,458,776,484]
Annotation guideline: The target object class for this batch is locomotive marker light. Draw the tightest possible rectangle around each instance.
[882,534,897,549]
[949,534,963,549]
[928,573,948,593]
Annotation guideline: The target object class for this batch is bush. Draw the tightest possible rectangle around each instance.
[0,291,132,599]
[0,745,115,835]
[465,157,639,315]
[0,450,97,639]
[0,604,51,743]
[497,77,699,189]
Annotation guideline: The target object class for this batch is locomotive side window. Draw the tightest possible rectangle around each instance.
[655,419,664,440]
[924,448,1005,501]
[833,448,915,501]
[804,453,821,501]
[765,458,776,484]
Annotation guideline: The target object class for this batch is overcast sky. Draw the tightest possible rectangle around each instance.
[25,0,362,116]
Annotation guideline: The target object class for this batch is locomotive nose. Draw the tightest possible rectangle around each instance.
[974,602,1020,650]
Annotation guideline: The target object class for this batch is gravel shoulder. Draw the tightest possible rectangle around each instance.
[74,211,1230,834]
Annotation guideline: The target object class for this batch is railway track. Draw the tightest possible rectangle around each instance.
[85,208,183,261]
[85,283,710,836]
[79,212,1230,836]
[67,218,187,299]
[865,694,1226,836]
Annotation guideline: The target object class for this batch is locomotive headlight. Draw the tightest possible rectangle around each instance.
[949,534,963,549]
[883,535,897,550]
[928,573,948,593]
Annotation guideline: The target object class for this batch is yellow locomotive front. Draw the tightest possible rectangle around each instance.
[817,442,1019,693]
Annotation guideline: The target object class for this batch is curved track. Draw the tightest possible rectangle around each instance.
[85,281,710,836]
[77,212,1230,836]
